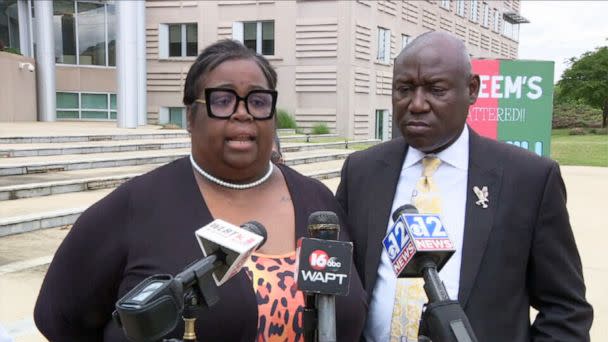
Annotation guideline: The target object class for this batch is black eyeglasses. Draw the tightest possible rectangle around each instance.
[195,88,278,120]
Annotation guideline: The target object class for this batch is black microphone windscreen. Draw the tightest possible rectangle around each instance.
[241,221,268,248]
[392,204,419,222]
[307,211,339,240]
[308,211,339,225]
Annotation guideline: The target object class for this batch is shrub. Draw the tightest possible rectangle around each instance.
[161,123,182,129]
[311,122,330,135]
[276,108,297,129]
[589,127,608,135]
[1,46,21,55]
[552,102,602,129]
[568,127,586,135]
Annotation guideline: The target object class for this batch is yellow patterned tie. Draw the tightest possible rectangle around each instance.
[390,155,442,342]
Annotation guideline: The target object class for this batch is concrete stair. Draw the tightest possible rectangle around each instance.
[0,150,350,200]
[0,131,189,144]
[0,148,189,176]
[0,164,157,200]
[0,129,378,237]
[0,138,191,157]
[0,135,357,158]
[0,189,112,237]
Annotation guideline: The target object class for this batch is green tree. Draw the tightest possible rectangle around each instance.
[557,45,608,127]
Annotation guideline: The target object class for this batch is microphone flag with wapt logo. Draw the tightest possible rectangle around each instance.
[295,237,353,296]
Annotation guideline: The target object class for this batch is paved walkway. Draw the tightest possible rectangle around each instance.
[559,166,607,341]
[0,121,174,138]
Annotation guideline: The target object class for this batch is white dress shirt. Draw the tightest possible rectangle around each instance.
[364,126,470,341]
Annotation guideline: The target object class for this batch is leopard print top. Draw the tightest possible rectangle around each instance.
[243,251,305,342]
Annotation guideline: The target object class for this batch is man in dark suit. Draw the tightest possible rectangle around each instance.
[336,31,593,341]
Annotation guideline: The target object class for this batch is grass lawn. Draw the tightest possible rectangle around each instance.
[284,129,607,167]
[282,136,378,144]
[551,129,608,167]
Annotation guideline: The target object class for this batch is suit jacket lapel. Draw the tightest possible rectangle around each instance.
[364,138,408,293]
[458,129,503,307]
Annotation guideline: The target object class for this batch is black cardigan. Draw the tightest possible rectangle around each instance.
[34,157,367,341]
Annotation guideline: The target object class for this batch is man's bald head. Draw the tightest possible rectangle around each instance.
[396,31,472,80]
[391,31,480,153]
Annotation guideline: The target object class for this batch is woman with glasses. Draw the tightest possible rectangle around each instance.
[34,39,366,342]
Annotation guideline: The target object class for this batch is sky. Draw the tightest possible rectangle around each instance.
[518,1,608,83]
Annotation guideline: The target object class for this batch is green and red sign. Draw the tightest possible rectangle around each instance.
[467,60,555,157]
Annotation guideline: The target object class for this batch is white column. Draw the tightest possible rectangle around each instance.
[116,0,138,128]
[136,0,147,126]
[34,0,56,122]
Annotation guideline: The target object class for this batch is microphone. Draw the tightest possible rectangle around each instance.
[384,205,478,342]
[297,211,353,342]
[384,204,454,302]
[114,220,267,342]
[308,211,339,240]
[194,219,267,286]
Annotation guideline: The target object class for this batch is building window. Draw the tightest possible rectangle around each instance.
[52,0,115,66]
[169,107,184,127]
[456,0,465,16]
[56,92,116,120]
[493,9,500,32]
[56,92,79,119]
[377,27,390,64]
[107,4,115,66]
[401,34,410,50]
[482,3,490,27]
[470,0,478,22]
[512,23,520,41]
[81,93,109,119]
[441,0,450,10]
[110,93,117,119]
[503,20,511,37]
[0,0,20,51]
[159,23,197,58]
[78,2,106,65]
[503,19,520,41]
[169,25,181,56]
[232,21,275,55]
[53,0,77,64]
[243,22,257,51]
[159,107,186,128]
[375,110,389,141]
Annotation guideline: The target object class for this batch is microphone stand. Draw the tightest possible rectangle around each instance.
[173,254,224,342]
[307,223,338,342]
[180,291,201,342]
[316,294,336,342]
[416,258,478,342]
[115,254,223,342]
[302,262,338,342]
[303,294,317,342]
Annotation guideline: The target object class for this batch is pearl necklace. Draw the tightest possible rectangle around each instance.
[189,154,274,190]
